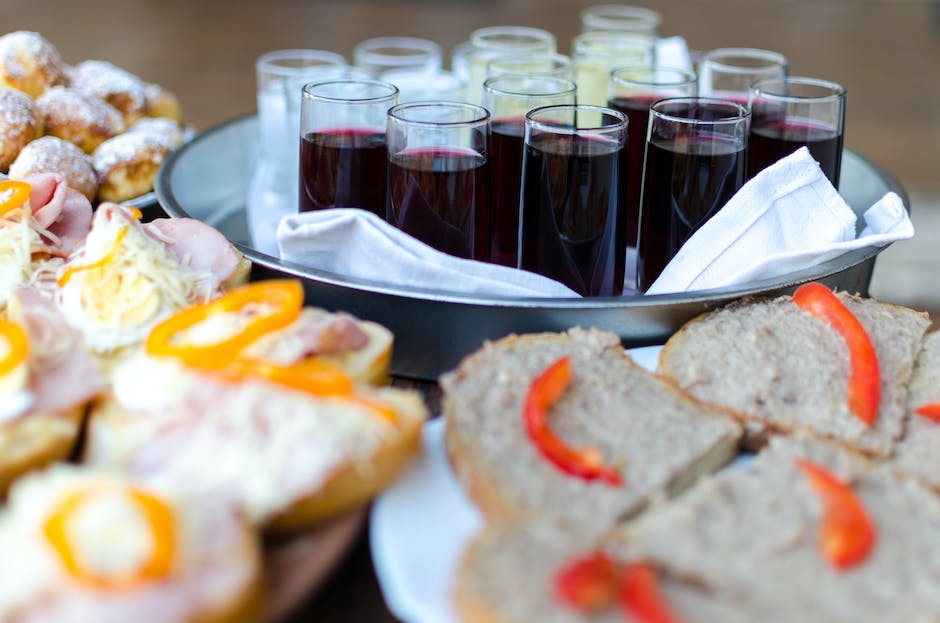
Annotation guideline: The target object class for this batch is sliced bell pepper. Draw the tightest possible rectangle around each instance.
[0,320,29,377]
[793,282,881,426]
[146,280,304,369]
[555,550,621,612]
[914,402,940,423]
[523,356,622,485]
[44,486,176,589]
[796,458,877,570]
[0,180,31,217]
[620,562,684,623]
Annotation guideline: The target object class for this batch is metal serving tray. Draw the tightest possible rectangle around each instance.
[156,114,907,380]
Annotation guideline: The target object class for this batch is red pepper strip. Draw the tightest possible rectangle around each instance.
[793,282,881,426]
[796,458,877,570]
[620,562,684,623]
[914,402,940,423]
[555,551,621,612]
[523,356,622,485]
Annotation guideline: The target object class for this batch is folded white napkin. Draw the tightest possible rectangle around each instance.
[657,35,693,72]
[646,147,914,294]
[277,209,580,298]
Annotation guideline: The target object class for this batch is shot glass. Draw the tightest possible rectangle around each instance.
[353,36,442,78]
[698,47,788,105]
[519,104,629,296]
[386,102,492,261]
[607,65,697,249]
[465,26,557,103]
[636,97,750,292]
[298,80,399,218]
[572,31,656,105]
[747,76,846,186]
[486,53,574,80]
[482,75,577,267]
[379,69,465,104]
[580,4,663,38]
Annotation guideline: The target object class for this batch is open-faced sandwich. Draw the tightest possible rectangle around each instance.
[0,464,262,623]
[85,280,426,532]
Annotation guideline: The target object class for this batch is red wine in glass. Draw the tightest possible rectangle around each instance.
[748,119,843,186]
[489,118,526,267]
[299,128,388,217]
[519,133,627,296]
[387,147,491,261]
[636,134,746,292]
[607,94,658,247]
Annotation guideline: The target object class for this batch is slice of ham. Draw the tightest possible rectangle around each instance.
[244,309,369,364]
[146,217,242,290]
[22,173,93,256]
[9,287,105,414]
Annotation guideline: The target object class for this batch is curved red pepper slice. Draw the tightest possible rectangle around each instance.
[796,458,877,570]
[914,402,940,423]
[793,282,881,426]
[620,562,684,623]
[523,356,622,485]
[555,550,620,612]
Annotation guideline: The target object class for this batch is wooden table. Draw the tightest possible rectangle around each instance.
[8,1,939,620]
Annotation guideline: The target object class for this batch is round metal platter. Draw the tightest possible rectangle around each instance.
[156,114,907,380]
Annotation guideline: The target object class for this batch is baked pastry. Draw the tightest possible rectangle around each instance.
[0,86,42,171]
[70,59,147,125]
[0,465,263,623]
[0,31,68,98]
[84,280,427,532]
[659,287,930,457]
[9,136,97,201]
[441,327,741,532]
[92,131,171,202]
[126,116,185,148]
[0,288,105,496]
[143,82,182,122]
[36,86,124,153]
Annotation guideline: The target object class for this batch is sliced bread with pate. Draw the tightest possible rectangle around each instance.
[659,290,930,457]
[441,327,742,532]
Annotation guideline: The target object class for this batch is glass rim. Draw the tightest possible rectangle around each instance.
[610,64,698,88]
[470,25,556,51]
[486,52,572,71]
[750,75,846,103]
[580,4,663,29]
[302,79,400,103]
[388,100,490,127]
[701,47,788,74]
[353,36,442,67]
[256,49,347,77]
[572,30,657,54]
[650,96,751,126]
[483,75,578,98]
[525,103,628,134]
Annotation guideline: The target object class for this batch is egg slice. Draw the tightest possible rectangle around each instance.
[57,205,215,354]
[0,466,261,623]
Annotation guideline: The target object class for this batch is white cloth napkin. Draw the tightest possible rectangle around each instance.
[277,209,580,298]
[646,147,914,294]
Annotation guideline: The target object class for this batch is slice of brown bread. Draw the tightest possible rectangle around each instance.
[608,435,940,622]
[890,330,940,490]
[659,292,930,457]
[441,327,742,532]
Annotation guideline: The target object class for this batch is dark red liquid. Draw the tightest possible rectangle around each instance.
[299,128,388,217]
[519,133,627,297]
[636,135,746,292]
[489,119,525,267]
[387,148,491,261]
[748,119,843,186]
[607,95,657,247]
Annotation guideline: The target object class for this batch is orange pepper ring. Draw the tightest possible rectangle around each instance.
[0,180,31,218]
[0,320,29,377]
[44,486,177,589]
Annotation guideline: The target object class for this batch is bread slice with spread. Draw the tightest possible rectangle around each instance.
[659,285,930,457]
[441,327,742,533]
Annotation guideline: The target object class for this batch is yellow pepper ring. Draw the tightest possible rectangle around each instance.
[0,320,28,377]
[0,180,31,218]
[44,486,177,589]
[146,280,304,370]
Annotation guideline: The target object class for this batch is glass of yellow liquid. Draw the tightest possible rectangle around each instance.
[572,31,656,106]
[465,26,556,103]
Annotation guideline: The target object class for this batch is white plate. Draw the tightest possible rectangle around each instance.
[369,345,664,623]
